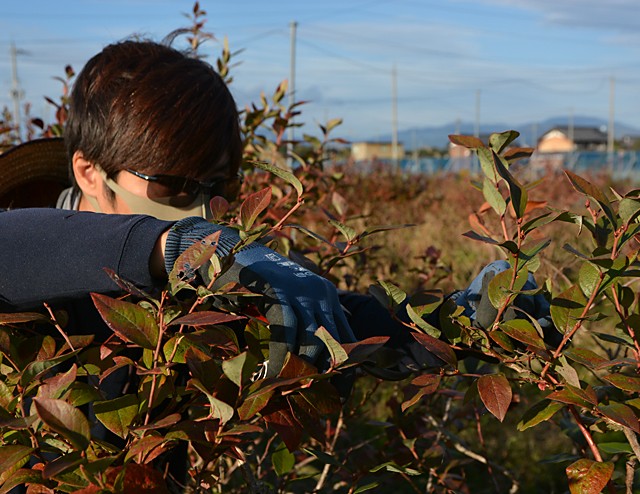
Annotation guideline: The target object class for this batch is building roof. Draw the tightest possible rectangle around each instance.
[542,126,607,144]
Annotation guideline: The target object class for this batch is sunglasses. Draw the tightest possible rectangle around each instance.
[126,169,243,201]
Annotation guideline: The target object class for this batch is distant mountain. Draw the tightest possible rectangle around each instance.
[372,116,640,150]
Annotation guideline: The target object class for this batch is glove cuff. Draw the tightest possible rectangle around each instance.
[164,216,241,275]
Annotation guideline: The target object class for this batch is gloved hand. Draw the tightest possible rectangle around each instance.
[163,217,356,376]
[451,260,558,344]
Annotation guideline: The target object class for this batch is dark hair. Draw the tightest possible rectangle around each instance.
[65,40,242,188]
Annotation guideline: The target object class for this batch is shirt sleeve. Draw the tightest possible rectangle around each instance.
[0,208,173,309]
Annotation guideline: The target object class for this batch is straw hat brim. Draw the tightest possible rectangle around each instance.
[0,138,70,200]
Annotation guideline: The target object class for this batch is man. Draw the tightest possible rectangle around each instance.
[0,39,553,373]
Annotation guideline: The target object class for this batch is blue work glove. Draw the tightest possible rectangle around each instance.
[451,260,559,345]
[164,217,356,376]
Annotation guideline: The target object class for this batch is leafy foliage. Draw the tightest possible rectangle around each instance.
[1,4,640,494]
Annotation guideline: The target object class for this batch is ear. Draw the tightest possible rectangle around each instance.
[72,151,101,196]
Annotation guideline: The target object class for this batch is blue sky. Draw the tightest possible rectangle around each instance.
[1,0,640,143]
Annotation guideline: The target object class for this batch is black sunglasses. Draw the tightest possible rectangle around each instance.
[126,169,243,201]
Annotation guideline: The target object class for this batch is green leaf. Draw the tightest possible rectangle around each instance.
[499,319,546,349]
[564,170,616,228]
[91,293,159,350]
[33,398,91,450]
[315,327,348,367]
[477,374,512,422]
[521,212,554,235]
[21,350,80,388]
[93,394,139,439]
[566,459,613,494]
[328,219,357,242]
[353,482,381,493]
[598,442,633,455]
[482,178,506,216]
[517,399,564,431]
[405,305,441,338]
[477,146,498,182]
[240,187,272,230]
[462,230,500,245]
[618,197,640,225]
[222,352,259,390]
[253,160,304,198]
[550,285,586,335]
[487,268,527,310]
[0,446,34,485]
[489,130,519,153]
[578,262,601,298]
[492,150,528,219]
[189,378,235,424]
[377,280,407,307]
[272,441,295,476]
[238,382,275,421]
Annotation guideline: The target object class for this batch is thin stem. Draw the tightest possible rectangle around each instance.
[568,406,602,462]
[540,272,605,380]
[314,410,344,493]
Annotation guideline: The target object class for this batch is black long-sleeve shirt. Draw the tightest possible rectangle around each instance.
[0,208,409,347]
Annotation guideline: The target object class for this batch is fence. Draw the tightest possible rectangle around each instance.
[358,151,640,180]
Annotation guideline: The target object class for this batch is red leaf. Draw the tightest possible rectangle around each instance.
[602,373,640,393]
[279,353,318,379]
[547,385,598,408]
[566,459,614,494]
[343,336,390,364]
[401,374,441,412]
[411,332,457,368]
[478,374,512,422]
[0,312,48,325]
[108,463,170,494]
[169,311,245,327]
[33,398,91,451]
[597,403,640,433]
[240,187,271,230]
[91,293,159,350]
[448,134,485,149]
[209,195,230,221]
[263,402,302,451]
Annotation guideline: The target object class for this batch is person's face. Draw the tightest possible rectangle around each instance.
[73,152,239,220]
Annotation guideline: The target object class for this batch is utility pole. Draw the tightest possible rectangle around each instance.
[474,89,481,138]
[391,63,399,169]
[607,76,615,167]
[286,21,297,168]
[10,42,25,141]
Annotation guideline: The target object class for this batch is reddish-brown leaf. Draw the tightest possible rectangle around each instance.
[478,374,512,422]
[91,293,159,350]
[602,373,640,393]
[448,134,485,149]
[240,187,271,230]
[401,374,441,412]
[566,459,614,494]
[597,403,640,433]
[169,311,245,327]
[263,403,303,451]
[343,336,390,364]
[411,332,457,368]
[547,385,598,408]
